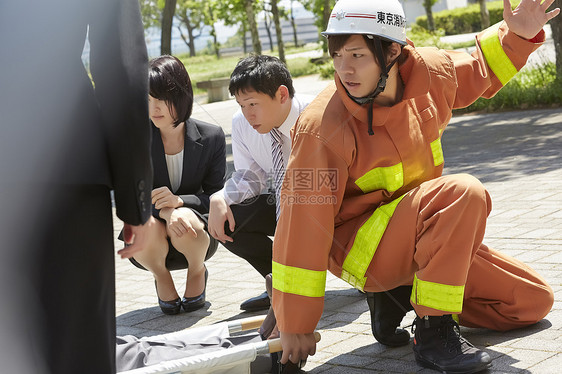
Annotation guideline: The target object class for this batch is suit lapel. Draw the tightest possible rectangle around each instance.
[180,120,203,190]
[151,125,172,189]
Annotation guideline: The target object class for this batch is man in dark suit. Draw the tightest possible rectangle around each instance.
[0,1,153,373]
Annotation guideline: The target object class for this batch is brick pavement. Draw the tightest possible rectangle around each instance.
[114,73,562,373]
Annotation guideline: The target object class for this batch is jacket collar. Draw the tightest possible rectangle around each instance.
[185,118,202,143]
[151,119,203,190]
[398,43,431,100]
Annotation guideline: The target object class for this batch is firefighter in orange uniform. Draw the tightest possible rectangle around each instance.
[272,0,559,373]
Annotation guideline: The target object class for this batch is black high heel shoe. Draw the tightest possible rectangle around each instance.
[154,280,181,315]
[181,267,208,312]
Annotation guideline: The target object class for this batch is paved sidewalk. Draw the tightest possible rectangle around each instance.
[114,73,562,373]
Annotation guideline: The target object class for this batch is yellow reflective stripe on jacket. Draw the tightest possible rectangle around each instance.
[341,195,406,290]
[410,274,464,313]
[480,22,518,85]
[431,131,444,166]
[272,261,326,298]
[355,163,404,194]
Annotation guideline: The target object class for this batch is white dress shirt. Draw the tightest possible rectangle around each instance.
[215,94,312,205]
[165,150,183,193]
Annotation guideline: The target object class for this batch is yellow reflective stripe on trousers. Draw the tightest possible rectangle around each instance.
[480,22,518,85]
[355,163,404,193]
[272,261,326,298]
[410,274,464,313]
[431,131,444,166]
[341,195,406,290]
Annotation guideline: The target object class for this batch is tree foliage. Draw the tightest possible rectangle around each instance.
[214,0,262,54]
[301,0,336,53]
[214,0,250,53]
[176,0,206,57]
[139,0,161,29]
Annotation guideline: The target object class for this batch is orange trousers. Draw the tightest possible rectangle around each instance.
[336,174,554,331]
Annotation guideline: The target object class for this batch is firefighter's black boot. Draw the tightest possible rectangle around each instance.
[412,315,492,374]
[366,286,413,347]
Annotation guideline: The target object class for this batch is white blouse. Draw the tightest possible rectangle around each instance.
[165,149,183,193]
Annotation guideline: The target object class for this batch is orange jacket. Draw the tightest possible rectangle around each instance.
[272,22,545,334]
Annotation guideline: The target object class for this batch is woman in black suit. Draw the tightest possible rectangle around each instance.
[129,55,226,315]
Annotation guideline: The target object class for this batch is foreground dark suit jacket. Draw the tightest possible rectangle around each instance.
[151,118,226,218]
[0,1,152,373]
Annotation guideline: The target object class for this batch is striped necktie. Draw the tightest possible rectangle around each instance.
[270,128,285,219]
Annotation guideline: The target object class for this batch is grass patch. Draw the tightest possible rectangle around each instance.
[450,40,476,49]
[454,62,561,114]
[178,54,241,95]
[286,57,320,77]
[407,24,452,49]
[178,44,324,96]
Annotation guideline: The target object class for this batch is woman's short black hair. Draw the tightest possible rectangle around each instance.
[149,55,193,126]
[328,34,392,68]
[229,54,295,99]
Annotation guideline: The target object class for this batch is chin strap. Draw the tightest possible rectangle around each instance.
[359,37,398,136]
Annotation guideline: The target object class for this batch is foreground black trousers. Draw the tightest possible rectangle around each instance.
[36,185,116,373]
[222,194,276,278]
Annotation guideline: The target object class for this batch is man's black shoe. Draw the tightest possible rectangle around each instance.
[412,314,492,374]
[366,286,413,347]
[241,291,270,312]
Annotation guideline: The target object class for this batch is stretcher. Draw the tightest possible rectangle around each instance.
[117,315,321,374]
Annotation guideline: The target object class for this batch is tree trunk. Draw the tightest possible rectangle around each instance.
[478,0,490,29]
[187,23,196,57]
[551,0,562,81]
[176,10,196,57]
[245,0,262,54]
[207,3,220,58]
[423,0,435,31]
[210,25,220,58]
[242,21,248,54]
[321,0,331,54]
[271,0,286,63]
[264,12,274,51]
[161,0,177,55]
[290,0,299,47]
[187,21,196,57]
[177,24,196,57]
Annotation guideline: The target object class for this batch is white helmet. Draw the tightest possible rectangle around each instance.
[322,0,407,45]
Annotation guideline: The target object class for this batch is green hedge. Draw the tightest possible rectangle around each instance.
[454,63,561,113]
[415,1,513,35]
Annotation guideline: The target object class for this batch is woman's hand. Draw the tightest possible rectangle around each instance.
[160,207,198,238]
[279,332,317,365]
[503,0,560,40]
[152,186,183,209]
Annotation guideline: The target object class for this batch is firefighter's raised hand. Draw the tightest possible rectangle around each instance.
[503,0,560,40]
